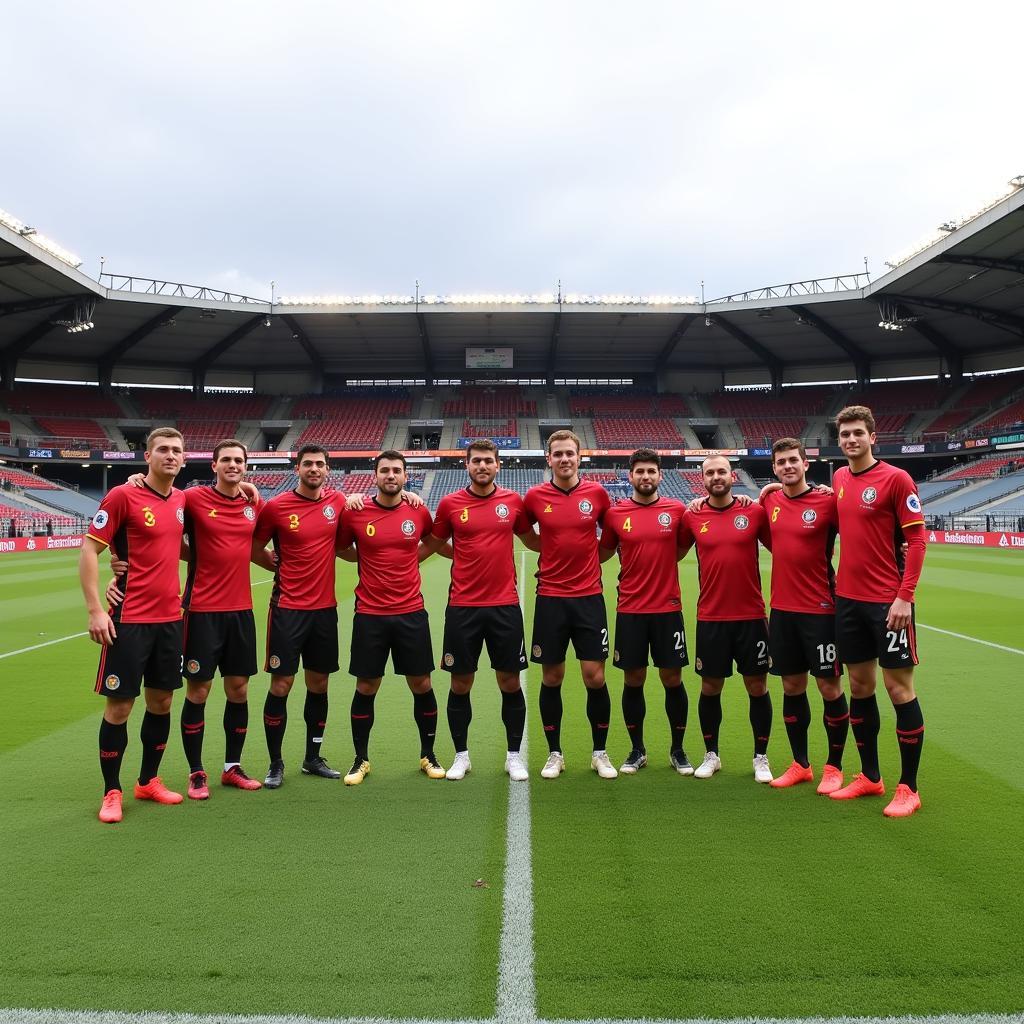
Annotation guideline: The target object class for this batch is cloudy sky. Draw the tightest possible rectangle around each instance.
[5,1,1022,302]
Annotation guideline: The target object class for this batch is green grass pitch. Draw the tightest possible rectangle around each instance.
[0,544,1021,1020]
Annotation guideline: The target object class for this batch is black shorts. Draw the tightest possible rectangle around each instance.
[441,604,527,675]
[613,611,688,670]
[835,597,919,669]
[768,610,841,678]
[530,594,609,665]
[94,620,184,698]
[350,609,434,679]
[265,606,339,677]
[694,618,769,679]
[183,609,258,681]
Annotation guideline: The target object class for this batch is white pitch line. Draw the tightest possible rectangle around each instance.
[919,623,1024,656]
[0,632,88,660]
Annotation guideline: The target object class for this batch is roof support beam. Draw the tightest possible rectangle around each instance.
[415,312,434,385]
[0,255,32,268]
[281,315,324,379]
[908,321,963,379]
[0,293,93,319]
[546,310,562,383]
[787,305,870,385]
[705,313,784,388]
[655,314,696,372]
[98,306,183,384]
[884,294,1024,339]
[934,254,1024,275]
[0,301,80,366]
[195,315,265,373]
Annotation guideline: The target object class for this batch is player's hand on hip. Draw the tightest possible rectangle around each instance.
[886,598,912,631]
[401,489,424,508]
[88,610,117,646]
[345,492,365,511]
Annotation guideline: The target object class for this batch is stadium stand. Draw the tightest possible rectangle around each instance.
[443,388,536,418]
[133,392,273,420]
[592,418,685,446]
[0,419,11,443]
[463,419,518,438]
[0,467,60,490]
[928,471,1024,514]
[569,391,688,417]
[969,397,1024,434]
[23,488,98,517]
[841,379,949,412]
[933,455,1024,481]
[2,383,122,418]
[292,392,412,449]
[32,417,112,446]
[709,389,828,417]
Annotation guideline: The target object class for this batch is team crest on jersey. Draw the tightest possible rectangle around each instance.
[801,509,817,524]
[105,674,120,691]
[658,512,671,527]
[861,487,877,504]
[91,509,109,530]
[733,515,749,530]
[243,505,256,521]
[443,653,455,667]
[495,503,510,519]
[323,504,337,520]
[176,507,184,525]
[269,655,281,669]
[578,499,593,515]
[532,644,542,658]
[906,493,922,514]
[401,519,416,535]
[186,659,200,674]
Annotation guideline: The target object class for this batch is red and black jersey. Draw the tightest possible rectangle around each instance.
[762,487,838,614]
[253,488,344,611]
[834,460,926,603]
[337,501,433,615]
[182,486,260,613]
[523,479,611,598]
[599,497,688,613]
[684,500,769,622]
[432,486,527,607]
[88,482,185,624]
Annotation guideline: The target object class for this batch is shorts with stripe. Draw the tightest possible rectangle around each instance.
[94,620,184,698]
[183,609,258,681]
[265,606,339,677]
[768,609,841,678]
[835,597,919,669]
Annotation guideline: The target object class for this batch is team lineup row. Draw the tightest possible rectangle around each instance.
[79,406,928,823]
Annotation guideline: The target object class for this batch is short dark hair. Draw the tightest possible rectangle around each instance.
[296,443,329,466]
[213,438,248,463]
[546,429,581,454]
[146,426,184,450]
[836,405,876,434]
[629,448,661,470]
[771,437,806,462]
[374,449,407,471]
[466,438,499,458]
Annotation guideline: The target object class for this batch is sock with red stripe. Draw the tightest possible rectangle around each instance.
[501,688,526,752]
[223,699,248,764]
[586,684,611,750]
[698,692,722,753]
[412,688,438,758]
[621,684,646,751]
[850,694,881,782]
[895,696,924,791]
[539,683,563,753]
[350,690,375,761]
[303,691,329,761]
[447,690,472,752]
[782,692,811,767]
[748,691,772,756]
[180,698,206,772]
[139,710,170,785]
[263,692,288,762]
[665,682,688,751]
[99,718,127,794]
[822,694,849,769]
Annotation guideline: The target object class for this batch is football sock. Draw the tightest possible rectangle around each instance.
[223,699,248,765]
[782,692,811,767]
[138,710,170,785]
[446,689,473,752]
[894,697,925,791]
[263,692,288,762]
[350,690,376,761]
[539,683,563,753]
[621,684,646,751]
[748,692,773,756]
[413,688,439,758]
[850,694,881,782]
[586,684,611,751]
[698,692,722,753]
[822,694,849,769]
[664,682,688,751]
[99,718,127,794]
[501,688,526,752]
[180,698,206,772]
[303,691,329,761]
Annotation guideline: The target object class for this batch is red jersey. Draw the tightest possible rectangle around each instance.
[337,501,433,615]
[834,460,926,603]
[684,500,769,622]
[523,479,611,598]
[599,497,688,613]
[182,486,260,613]
[253,488,344,611]
[431,486,527,607]
[762,487,838,614]
[88,482,185,624]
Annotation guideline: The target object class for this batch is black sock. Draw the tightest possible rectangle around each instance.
[139,710,170,785]
[501,688,526,752]
[748,692,772,756]
[698,692,722,753]
[99,718,127,794]
[223,699,248,765]
[263,692,288,762]
[822,694,849,769]
[782,692,811,767]
[621,685,646,752]
[303,691,329,761]
[850,694,881,782]
[180,698,206,772]
[895,697,925,791]
[539,683,563,753]
[447,690,473,752]
[351,690,376,761]
[413,689,438,758]
[665,683,688,752]
[586,684,611,751]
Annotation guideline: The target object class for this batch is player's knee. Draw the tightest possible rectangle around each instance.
[781,674,808,696]
[658,669,681,689]
[845,663,876,696]
[541,667,565,687]
[187,681,212,704]
[224,678,248,702]
[304,672,329,694]
[407,674,432,694]
[450,674,474,695]
[145,690,173,715]
[495,672,520,692]
[624,670,646,688]
[103,697,133,724]
[356,678,382,695]
[581,662,605,687]
[700,678,724,696]
[882,671,915,704]
[743,675,768,697]
[816,678,843,701]
[270,676,294,697]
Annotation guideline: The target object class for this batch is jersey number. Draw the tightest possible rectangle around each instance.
[673,631,684,651]
[886,629,907,652]
[601,628,609,648]
[756,640,767,659]
[459,508,469,523]
[288,514,300,531]
[365,523,376,537]
[622,517,632,533]
[816,643,837,664]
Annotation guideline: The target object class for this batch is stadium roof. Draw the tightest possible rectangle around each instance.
[2,184,1023,388]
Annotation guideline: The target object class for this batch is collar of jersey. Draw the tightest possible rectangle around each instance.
[849,460,881,477]
[465,485,499,500]
[211,486,243,501]
[705,497,738,513]
[781,486,814,501]
[371,496,405,511]
[549,478,583,496]
[290,487,328,503]
[140,480,175,501]
[627,495,661,507]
